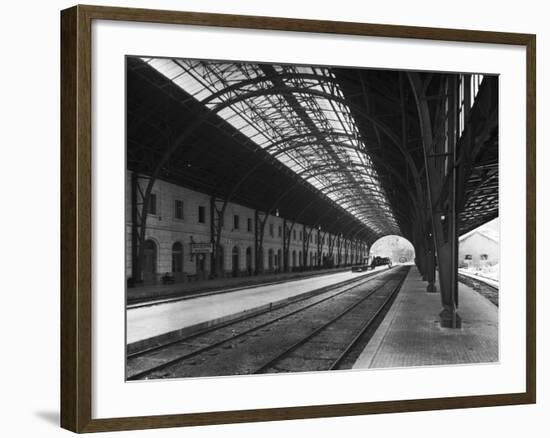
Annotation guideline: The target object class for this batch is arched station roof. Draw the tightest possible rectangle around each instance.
[127,56,498,245]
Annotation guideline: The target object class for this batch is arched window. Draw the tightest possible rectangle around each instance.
[172,242,183,273]
[268,249,274,270]
[292,250,296,267]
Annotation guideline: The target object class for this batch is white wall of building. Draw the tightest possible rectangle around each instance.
[458,231,499,267]
[126,172,367,281]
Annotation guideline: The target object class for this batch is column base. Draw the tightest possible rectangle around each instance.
[439,308,462,329]
[426,282,437,293]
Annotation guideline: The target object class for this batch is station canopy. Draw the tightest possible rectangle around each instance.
[140,58,398,238]
[128,57,498,244]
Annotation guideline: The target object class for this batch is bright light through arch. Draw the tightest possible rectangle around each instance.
[370,235,415,264]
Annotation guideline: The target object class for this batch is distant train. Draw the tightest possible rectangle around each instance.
[351,256,392,272]
[370,256,392,269]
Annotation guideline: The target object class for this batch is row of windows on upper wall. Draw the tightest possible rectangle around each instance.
[147,194,207,224]
[265,226,330,245]
[147,195,343,244]
[232,215,254,232]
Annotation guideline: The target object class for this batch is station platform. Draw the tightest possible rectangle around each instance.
[353,266,498,369]
[127,266,351,304]
[127,266,388,353]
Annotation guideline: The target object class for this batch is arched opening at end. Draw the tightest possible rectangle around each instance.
[370,235,415,266]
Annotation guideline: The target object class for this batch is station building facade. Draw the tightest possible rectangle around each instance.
[126,172,368,284]
[458,230,499,268]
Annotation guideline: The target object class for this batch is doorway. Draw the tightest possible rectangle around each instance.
[232,246,240,277]
[246,247,252,275]
[143,239,157,284]
[195,253,206,280]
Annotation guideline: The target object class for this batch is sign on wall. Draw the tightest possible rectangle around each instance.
[191,243,213,254]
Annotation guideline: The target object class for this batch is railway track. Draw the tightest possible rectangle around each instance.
[128,266,409,380]
[458,272,499,306]
[127,267,389,359]
[254,269,408,374]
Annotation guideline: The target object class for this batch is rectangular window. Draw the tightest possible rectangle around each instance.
[148,193,157,215]
[233,214,240,230]
[299,231,303,241]
[278,226,282,237]
[269,223,274,237]
[247,218,252,232]
[174,200,184,219]
[198,206,205,223]
[293,229,296,240]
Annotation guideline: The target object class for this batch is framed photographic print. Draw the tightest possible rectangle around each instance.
[60,4,536,433]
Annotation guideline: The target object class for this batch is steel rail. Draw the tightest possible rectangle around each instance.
[328,268,409,370]
[127,268,393,380]
[252,266,408,374]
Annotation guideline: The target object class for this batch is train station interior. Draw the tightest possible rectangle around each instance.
[125,56,499,378]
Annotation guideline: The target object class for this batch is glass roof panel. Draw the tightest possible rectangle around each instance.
[143,57,399,237]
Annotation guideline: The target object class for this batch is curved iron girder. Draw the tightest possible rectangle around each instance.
[212,132,414,238]
[267,171,382,238]
[214,131,415,234]
[140,69,417,216]
[316,194,394,227]
[408,72,459,326]
[265,131,359,153]
[262,129,423,230]
[214,164,396,241]
[305,149,419,217]
[135,71,414,274]
[291,163,394,208]
[135,62,421,199]
[215,134,362,216]
[175,67,340,106]
[296,159,415,206]
[279,140,418,197]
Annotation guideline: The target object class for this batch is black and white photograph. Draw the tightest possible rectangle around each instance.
[1,0,545,435]
[125,56,499,381]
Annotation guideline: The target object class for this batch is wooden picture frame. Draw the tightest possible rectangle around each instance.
[61,4,536,433]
